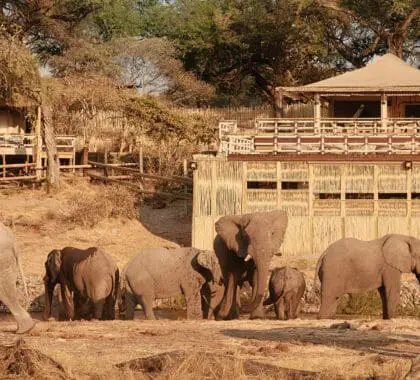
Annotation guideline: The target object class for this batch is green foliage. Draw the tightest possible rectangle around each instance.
[90,0,142,41]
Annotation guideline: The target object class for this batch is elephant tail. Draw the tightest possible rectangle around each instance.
[114,267,120,301]
[13,243,29,299]
[314,250,327,294]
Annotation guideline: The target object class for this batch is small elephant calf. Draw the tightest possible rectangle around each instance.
[44,247,119,321]
[263,267,306,320]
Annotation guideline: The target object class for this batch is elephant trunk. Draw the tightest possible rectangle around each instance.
[216,272,236,320]
[241,256,270,314]
[43,278,55,320]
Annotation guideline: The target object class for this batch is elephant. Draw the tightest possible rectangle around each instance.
[43,247,119,321]
[119,247,223,320]
[0,222,35,334]
[316,234,420,319]
[214,210,288,320]
[263,267,306,320]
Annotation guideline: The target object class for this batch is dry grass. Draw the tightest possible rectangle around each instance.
[59,184,138,228]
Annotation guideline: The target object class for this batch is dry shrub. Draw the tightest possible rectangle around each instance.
[62,184,138,228]
[0,339,70,379]
[115,350,316,379]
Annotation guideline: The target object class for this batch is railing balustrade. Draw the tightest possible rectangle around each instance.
[219,118,420,155]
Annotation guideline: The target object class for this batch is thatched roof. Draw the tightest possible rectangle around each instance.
[279,54,420,95]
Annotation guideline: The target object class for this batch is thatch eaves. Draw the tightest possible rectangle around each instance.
[279,54,420,95]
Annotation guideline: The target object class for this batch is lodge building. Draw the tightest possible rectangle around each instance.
[192,54,420,258]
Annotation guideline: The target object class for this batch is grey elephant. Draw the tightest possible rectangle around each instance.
[263,267,305,320]
[316,234,420,319]
[0,222,35,334]
[214,210,288,320]
[44,247,119,321]
[119,247,222,320]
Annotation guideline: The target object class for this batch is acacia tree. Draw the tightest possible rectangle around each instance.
[313,0,419,66]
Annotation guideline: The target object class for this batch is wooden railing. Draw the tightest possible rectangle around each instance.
[219,118,420,155]
[0,134,76,153]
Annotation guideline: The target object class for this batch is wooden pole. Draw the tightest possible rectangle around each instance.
[35,106,42,181]
[104,148,108,181]
[381,94,388,131]
[82,142,89,177]
[314,94,321,134]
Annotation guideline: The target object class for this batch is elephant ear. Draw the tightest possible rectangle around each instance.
[215,215,246,254]
[197,250,223,284]
[383,236,413,273]
[46,249,62,282]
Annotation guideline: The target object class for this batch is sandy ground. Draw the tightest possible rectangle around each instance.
[0,180,419,379]
[0,317,419,379]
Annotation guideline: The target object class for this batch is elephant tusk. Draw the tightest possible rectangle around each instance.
[244,254,252,262]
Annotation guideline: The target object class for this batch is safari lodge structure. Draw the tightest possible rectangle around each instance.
[0,106,76,182]
[192,54,420,259]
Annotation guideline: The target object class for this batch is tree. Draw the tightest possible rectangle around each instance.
[146,0,331,107]
[313,0,419,65]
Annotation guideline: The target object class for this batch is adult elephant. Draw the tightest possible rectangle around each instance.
[120,247,222,320]
[43,247,119,321]
[214,210,288,320]
[316,234,420,319]
[0,222,35,334]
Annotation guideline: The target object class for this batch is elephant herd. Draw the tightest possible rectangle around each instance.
[0,209,419,334]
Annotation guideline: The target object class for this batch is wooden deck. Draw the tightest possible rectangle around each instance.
[219,118,420,155]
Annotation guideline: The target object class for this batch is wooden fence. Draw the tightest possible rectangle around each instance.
[87,161,193,200]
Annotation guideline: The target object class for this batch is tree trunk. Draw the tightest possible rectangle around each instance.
[41,105,60,192]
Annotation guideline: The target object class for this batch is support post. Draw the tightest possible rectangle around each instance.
[274,89,284,117]
[314,94,321,134]
[82,142,89,176]
[35,106,42,181]
[381,94,388,131]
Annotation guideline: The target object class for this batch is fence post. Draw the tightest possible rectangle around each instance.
[138,145,144,197]
[104,148,108,182]
[82,142,89,176]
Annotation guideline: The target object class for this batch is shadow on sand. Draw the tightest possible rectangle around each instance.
[138,200,192,246]
[222,325,420,358]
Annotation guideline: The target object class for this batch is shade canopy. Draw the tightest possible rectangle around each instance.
[279,54,420,95]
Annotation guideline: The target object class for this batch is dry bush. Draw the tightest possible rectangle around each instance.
[115,350,314,380]
[61,184,138,228]
[0,340,69,380]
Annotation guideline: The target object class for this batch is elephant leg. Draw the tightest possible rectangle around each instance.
[184,288,202,320]
[291,294,302,319]
[137,294,156,320]
[104,295,115,320]
[381,269,401,319]
[275,298,285,320]
[0,275,35,334]
[93,299,105,320]
[378,286,388,319]
[318,285,340,319]
[61,283,75,320]
[249,268,264,320]
[124,291,136,320]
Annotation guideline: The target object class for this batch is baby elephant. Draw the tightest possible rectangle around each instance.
[120,247,222,320]
[263,267,305,320]
[44,247,119,321]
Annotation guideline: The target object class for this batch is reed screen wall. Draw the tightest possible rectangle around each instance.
[192,155,420,257]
